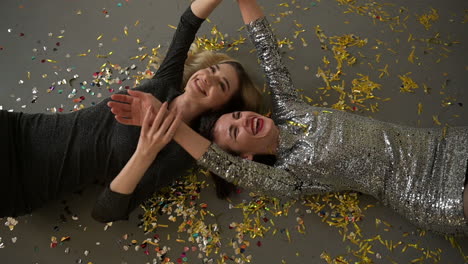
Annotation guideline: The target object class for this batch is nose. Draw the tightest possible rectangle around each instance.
[202,75,211,86]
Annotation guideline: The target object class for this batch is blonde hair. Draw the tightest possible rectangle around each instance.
[183,50,263,113]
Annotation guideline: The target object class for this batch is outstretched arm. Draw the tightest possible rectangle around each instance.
[92,103,181,222]
[109,102,181,194]
[153,0,222,83]
[192,0,222,19]
[108,90,299,197]
[240,0,301,121]
[237,0,264,24]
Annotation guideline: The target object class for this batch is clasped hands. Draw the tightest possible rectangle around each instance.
[108,90,180,159]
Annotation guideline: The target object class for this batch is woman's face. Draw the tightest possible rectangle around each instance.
[185,63,240,111]
[212,111,279,159]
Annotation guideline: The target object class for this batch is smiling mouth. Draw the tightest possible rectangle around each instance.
[251,117,264,135]
[195,79,207,96]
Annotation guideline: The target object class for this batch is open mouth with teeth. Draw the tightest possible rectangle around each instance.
[251,117,264,135]
[195,79,207,96]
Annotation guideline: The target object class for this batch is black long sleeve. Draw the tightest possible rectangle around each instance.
[153,6,204,84]
[0,7,201,220]
[90,7,204,223]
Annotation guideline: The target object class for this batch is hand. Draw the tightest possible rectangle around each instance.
[108,90,162,127]
[136,102,181,161]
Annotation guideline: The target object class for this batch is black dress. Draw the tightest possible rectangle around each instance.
[0,7,203,222]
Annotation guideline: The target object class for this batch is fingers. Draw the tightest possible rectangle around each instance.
[114,116,134,126]
[108,101,132,116]
[164,112,182,141]
[156,108,176,139]
[148,102,168,136]
[127,89,146,98]
[110,94,133,104]
[141,106,154,136]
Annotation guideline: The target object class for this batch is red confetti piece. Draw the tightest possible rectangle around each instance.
[19,33,25,37]
[56,42,60,46]
[257,241,262,247]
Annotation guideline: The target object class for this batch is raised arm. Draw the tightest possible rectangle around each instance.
[239,0,301,121]
[92,104,181,222]
[153,0,222,83]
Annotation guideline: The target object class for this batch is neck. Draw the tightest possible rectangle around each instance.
[169,94,205,125]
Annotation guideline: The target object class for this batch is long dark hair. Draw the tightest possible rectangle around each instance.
[198,112,277,199]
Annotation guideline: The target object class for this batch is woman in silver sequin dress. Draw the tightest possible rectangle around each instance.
[111,0,468,236]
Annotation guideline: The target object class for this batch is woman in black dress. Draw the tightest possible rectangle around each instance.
[0,0,262,223]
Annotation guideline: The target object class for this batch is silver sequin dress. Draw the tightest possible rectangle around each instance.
[198,17,468,236]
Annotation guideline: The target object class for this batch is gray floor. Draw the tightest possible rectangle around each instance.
[1,0,467,263]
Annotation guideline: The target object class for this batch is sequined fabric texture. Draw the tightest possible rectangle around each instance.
[198,17,468,236]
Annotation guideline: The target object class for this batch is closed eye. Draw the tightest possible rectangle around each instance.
[229,125,238,141]
[215,64,230,93]
[220,82,226,92]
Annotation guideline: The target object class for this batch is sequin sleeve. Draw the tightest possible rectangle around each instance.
[198,144,303,197]
[246,17,301,121]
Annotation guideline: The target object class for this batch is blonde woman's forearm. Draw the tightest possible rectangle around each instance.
[110,151,154,194]
[191,0,222,19]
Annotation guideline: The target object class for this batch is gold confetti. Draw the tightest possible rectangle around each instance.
[432,115,442,125]
[378,64,389,78]
[398,72,419,93]
[408,46,417,63]
[417,8,439,30]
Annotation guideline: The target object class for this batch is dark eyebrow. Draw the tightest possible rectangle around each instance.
[215,64,230,91]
